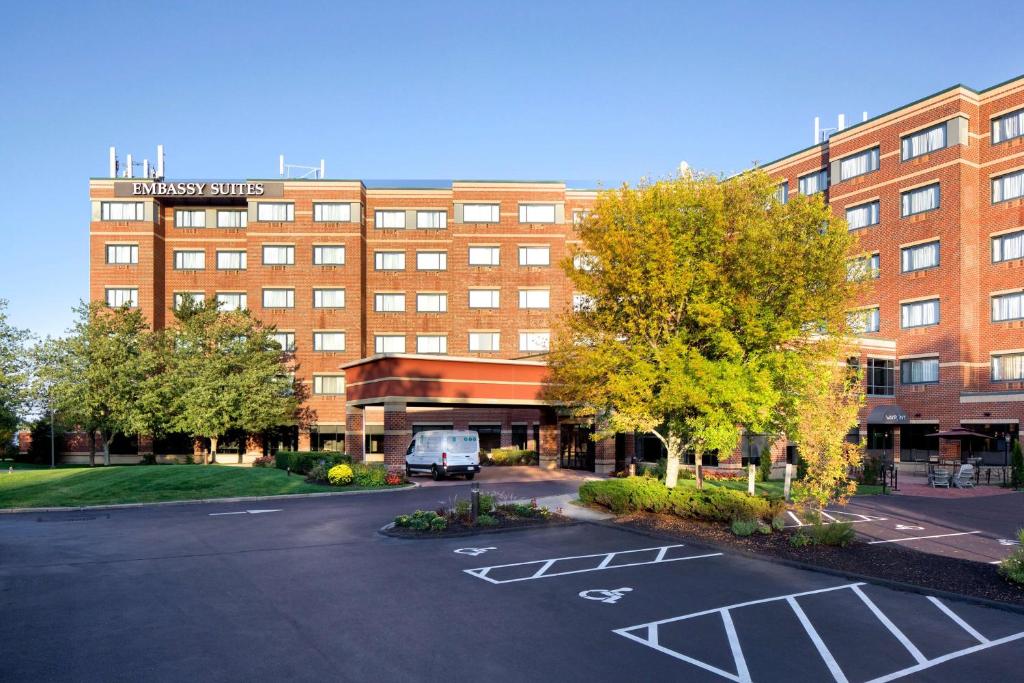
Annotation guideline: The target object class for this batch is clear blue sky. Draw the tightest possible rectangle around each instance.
[1,0,1020,338]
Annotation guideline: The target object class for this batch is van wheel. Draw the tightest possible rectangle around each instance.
[405,464,412,478]
[465,473,475,480]
[431,466,444,481]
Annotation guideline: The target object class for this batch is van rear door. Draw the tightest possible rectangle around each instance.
[445,433,479,466]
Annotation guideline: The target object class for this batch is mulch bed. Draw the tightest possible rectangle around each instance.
[613,511,1024,608]
[385,511,572,538]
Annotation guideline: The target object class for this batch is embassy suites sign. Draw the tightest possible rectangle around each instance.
[114,181,284,198]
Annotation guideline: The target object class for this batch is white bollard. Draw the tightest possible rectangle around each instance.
[748,464,755,496]
[784,463,794,502]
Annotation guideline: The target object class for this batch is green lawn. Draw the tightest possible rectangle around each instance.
[674,478,885,497]
[0,464,348,508]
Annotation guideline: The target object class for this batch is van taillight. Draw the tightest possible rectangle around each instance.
[442,452,447,466]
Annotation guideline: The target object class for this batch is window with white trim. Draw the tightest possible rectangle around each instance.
[216,293,247,311]
[416,251,447,270]
[256,203,294,222]
[313,288,345,308]
[573,253,596,271]
[313,332,345,352]
[262,245,294,266]
[519,332,550,352]
[375,335,406,353]
[175,210,206,228]
[518,246,550,266]
[173,250,205,270]
[573,209,592,224]
[901,184,940,216]
[173,292,205,309]
[901,241,940,272]
[216,251,247,270]
[993,230,1024,263]
[847,307,880,334]
[901,357,939,384]
[847,254,879,281]
[101,202,144,221]
[313,375,345,395]
[839,147,880,181]
[902,123,946,160]
[106,244,138,264]
[775,182,788,204]
[518,289,550,309]
[313,203,351,222]
[519,204,556,223]
[901,299,940,328]
[217,210,247,228]
[105,288,138,307]
[375,210,406,229]
[463,204,499,223]
[468,246,499,266]
[262,288,294,309]
[573,293,595,312]
[313,245,345,265]
[993,169,1024,203]
[993,108,1024,145]
[867,358,895,397]
[468,289,500,308]
[416,210,447,229]
[416,293,447,312]
[992,352,1024,381]
[416,335,447,354]
[469,332,499,352]
[270,332,296,352]
[845,201,879,230]
[375,293,405,312]
[798,169,828,195]
[374,251,405,270]
[992,291,1024,322]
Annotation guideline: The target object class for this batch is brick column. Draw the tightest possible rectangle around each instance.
[500,428,513,448]
[298,429,312,452]
[624,432,636,462]
[892,427,902,464]
[245,433,264,457]
[383,401,410,473]
[594,435,616,475]
[538,409,559,470]
[138,435,154,456]
[346,405,365,463]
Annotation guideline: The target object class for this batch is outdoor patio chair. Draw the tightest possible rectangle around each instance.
[953,464,975,489]
[929,469,951,488]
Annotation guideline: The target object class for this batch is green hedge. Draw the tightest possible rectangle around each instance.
[486,448,538,466]
[578,477,783,523]
[274,450,350,474]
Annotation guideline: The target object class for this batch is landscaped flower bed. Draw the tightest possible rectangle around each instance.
[387,493,569,537]
[305,460,408,489]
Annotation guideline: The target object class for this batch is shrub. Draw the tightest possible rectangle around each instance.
[274,450,350,474]
[758,454,773,482]
[579,477,782,523]
[385,471,404,486]
[810,520,855,547]
[478,492,496,514]
[476,514,498,527]
[350,462,388,488]
[999,529,1024,585]
[1011,442,1024,490]
[140,453,157,465]
[18,418,64,465]
[306,463,329,483]
[731,519,757,536]
[790,531,813,548]
[394,510,447,532]
[861,457,880,486]
[771,515,786,531]
[327,464,354,486]
[487,448,538,466]
[252,455,274,468]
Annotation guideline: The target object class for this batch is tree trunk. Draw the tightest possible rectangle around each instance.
[101,431,112,467]
[89,431,96,467]
[209,435,218,465]
[694,445,705,490]
[664,432,684,489]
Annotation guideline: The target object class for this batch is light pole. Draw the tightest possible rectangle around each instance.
[50,405,55,469]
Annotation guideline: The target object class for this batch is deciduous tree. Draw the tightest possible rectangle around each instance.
[0,300,31,451]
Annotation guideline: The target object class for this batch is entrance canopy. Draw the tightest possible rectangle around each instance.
[866,404,909,425]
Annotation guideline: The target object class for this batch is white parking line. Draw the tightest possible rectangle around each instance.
[850,585,927,665]
[208,509,281,516]
[784,509,888,528]
[927,596,988,644]
[867,531,981,545]
[787,596,848,683]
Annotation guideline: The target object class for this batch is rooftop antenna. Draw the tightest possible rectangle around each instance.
[279,154,325,179]
[125,153,133,178]
[814,116,838,144]
[109,146,117,178]
[862,111,868,122]
[143,158,150,178]
[156,144,165,179]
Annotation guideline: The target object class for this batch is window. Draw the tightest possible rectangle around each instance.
[993,230,1024,263]
[375,335,406,353]
[902,123,946,160]
[313,203,351,222]
[416,335,447,354]
[992,353,1024,381]
[262,289,294,309]
[519,289,550,309]
[173,292,204,309]
[469,332,500,352]
[416,293,447,312]
[175,210,206,228]
[519,332,550,352]
[257,203,294,222]
[901,184,940,217]
[463,204,499,223]
[216,293,247,311]
[901,358,939,384]
[573,254,596,271]
[216,251,247,270]
[313,288,345,308]
[775,182,788,204]
[416,211,447,229]
[313,332,345,352]
[993,108,1024,145]
[270,332,296,352]
[902,241,940,273]
[573,293,595,312]
[866,359,895,396]
[313,375,345,395]
[106,244,138,264]
[798,169,828,195]
[262,245,294,266]
[375,210,406,229]
[519,204,556,223]
[993,169,1024,203]
[313,245,345,266]
[105,288,138,307]
[468,289,500,308]
[839,147,880,180]
[847,307,880,334]
[992,291,1024,322]
[573,209,592,224]
[217,210,247,228]
[845,201,879,230]
[518,246,550,266]
[375,293,405,312]
[416,252,447,271]
[375,251,405,270]
[847,255,880,281]
[101,202,144,221]
[468,246,499,266]
[173,250,205,270]
[901,299,940,328]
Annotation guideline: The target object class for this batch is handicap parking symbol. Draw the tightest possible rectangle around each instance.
[895,524,925,531]
[454,547,496,557]
[579,587,633,604]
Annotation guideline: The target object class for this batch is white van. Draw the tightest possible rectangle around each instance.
[405,430,481,481]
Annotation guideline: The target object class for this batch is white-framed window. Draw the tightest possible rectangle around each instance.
[839,147,880,181]
[993,230,1024,263]
[518,246,550,266]
[175,210,206,228]
[101,201,144,221]
[262,245,295,266]
[375,335,406,353]
[375,210,406,229]
[901,241,940,272]
[416,335,447,354]
[845,201,880,230]
[847,254,880,281]
[216,251,247,270]
[217,210,247,228]
[798,169,828,195]
[992,291,1024,322]
[463,204,499,223]
[573,293,595,312]
[173,250,205,270]
[993,109,1024,145]
[262,288,294,309]
[105,288,138,307]
[993,169,1024,204]
[469,332,500,352]
[901,184,940,217]
[901,299,940,328]
[468,289,500,309]
[312,245,345,266]
[519,204,556,223]
[573,209,592,224]
[468,246,500,266]
[313,203,351,222]
[216,292,247,311]
[256,203,294,222]
[313,288,346,308]
[105,244,138,264]
[375,251,405,270]
[992,352,1024,381]
[573,253,596,271]
[313,375,345,395]
[519,331,550,352]
[375,293,405,312]
[270,332,296,352]
[313,332,346,352]
[847,307,880,334]
[416,251,447,270]
[902,123,947,160]
[416,293,447,312]
[519,289,550,309]
[173,292,205,309]
[901,357,939,384]
[775,183,789,204]
[416,210,447,229]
